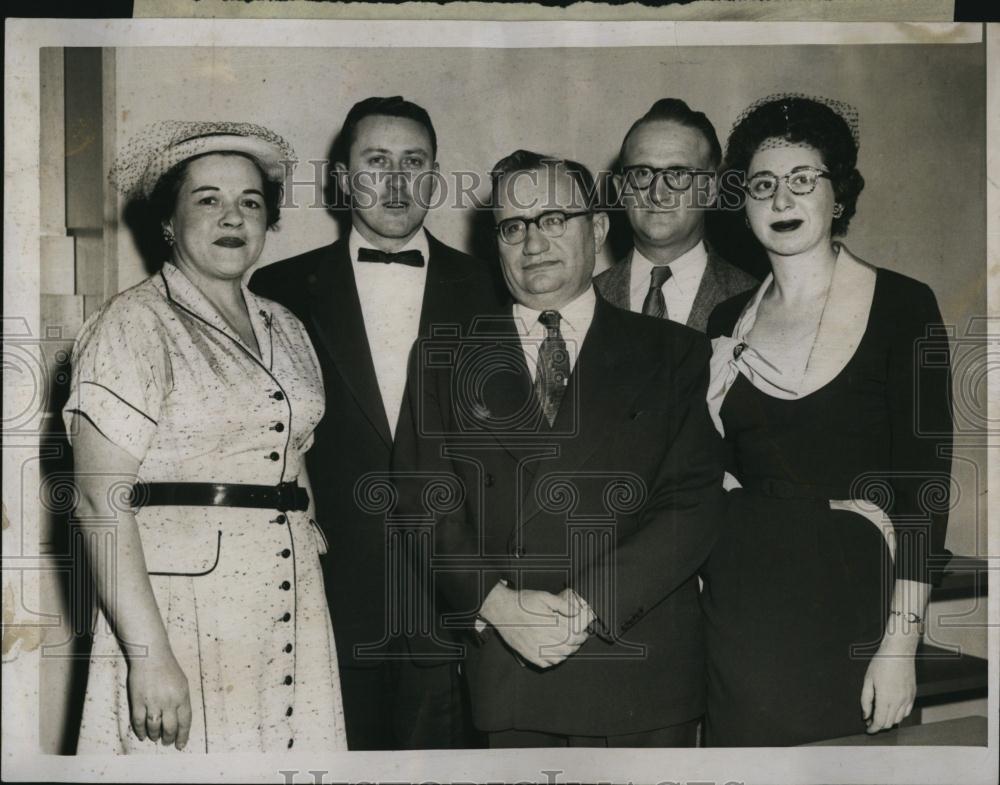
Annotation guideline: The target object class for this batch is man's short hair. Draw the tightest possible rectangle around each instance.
[336,95,438,162]
[619,98,722,170]
[490,149,602,210]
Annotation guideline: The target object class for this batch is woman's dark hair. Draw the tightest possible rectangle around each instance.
[148,151,283,230]
[722,97,864,236]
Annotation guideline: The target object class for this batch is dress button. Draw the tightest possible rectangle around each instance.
[280,581,291,591]
[273,422,285,432]
[283,675,293,685]
[272,514,287,525]
[484,473,495,488]
[284,643,293,653]
[272,391,285,401]
[286,706,293,717]
[268,451,280,461]
[281,548,291,558]
[287,738,294,748]
[281,612,291,622]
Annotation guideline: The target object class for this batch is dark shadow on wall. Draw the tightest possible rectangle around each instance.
[39,350,92,754]
[121,199,167,278]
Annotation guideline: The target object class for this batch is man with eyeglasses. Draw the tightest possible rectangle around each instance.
[392,150,725,748]
[594,98,756,332]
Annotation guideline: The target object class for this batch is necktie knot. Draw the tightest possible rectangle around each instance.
[642,265,672,319]
[538,310,562,335]
[649,264,673,289]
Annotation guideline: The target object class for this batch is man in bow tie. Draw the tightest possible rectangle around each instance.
[250,96,504,750]
[393,150,725,747]
[594,99,756,331]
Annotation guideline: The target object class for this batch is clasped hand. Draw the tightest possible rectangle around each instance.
[480,585,594,669]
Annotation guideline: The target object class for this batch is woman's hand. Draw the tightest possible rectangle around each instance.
[861,578,929,734]
[127,650,192,750]
[861,647,917,734]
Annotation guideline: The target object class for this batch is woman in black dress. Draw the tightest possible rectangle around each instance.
[701,96,953,746]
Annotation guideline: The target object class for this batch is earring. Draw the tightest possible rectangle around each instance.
[163,228,175,246]
[832,203,844,219]
[744,215,750,229]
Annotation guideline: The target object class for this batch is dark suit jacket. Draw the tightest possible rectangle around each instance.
[593,245,757,333]
[249,230,506,668]
[392,293,725,736]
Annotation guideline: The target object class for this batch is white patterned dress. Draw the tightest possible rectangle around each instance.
[63,262,347,753]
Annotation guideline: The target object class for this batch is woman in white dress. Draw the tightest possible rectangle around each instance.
[64,121,348,753]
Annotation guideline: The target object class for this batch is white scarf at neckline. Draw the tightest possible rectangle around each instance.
[706,243,877,438]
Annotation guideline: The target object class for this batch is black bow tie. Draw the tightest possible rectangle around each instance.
[357,247,425,267]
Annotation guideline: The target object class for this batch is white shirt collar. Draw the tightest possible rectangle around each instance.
[631,240,708,294]
[512,284,597,336]
[349,226,430,265]
[511,285,597,381]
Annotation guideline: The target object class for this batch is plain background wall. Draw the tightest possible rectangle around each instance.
[111,42,986,554]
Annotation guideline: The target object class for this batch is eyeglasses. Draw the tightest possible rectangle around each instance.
[620,165,714,192]
[495,210,591,245]
[744,166,832,200]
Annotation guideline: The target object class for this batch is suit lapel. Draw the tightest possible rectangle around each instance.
[603,253,633,310]
[419,232,461,335]
[517,298,649,525]
[687,251,721,331]
[306,238,393,448]
[472,312,542,445]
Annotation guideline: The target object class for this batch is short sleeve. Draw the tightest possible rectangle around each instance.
[301,430,315,453]
[885,281,953,583]
[62,297,171,463]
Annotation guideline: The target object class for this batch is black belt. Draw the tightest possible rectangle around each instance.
[130,481,309,512]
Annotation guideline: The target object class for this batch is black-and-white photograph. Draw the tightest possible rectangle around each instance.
[2,15,996,785]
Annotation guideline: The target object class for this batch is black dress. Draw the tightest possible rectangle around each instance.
[701,267,952,746]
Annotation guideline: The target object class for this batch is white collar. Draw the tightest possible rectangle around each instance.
[706,243,877,435]
[632,240,708,287]
[159,262,272,364]
[513,284,597,336]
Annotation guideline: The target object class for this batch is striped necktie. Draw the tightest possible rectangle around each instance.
[641,264,673,319]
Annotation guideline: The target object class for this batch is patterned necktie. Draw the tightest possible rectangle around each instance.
[534,310,570,427]
[641,264,673,319]
[357,247,425,267]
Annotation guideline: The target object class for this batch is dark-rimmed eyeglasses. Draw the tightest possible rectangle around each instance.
[496,210,591,245]
[620,165,715,192]
[745,166,832,200]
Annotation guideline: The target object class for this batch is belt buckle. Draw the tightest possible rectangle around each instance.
[275,481,294,513]
[276,481,309,513]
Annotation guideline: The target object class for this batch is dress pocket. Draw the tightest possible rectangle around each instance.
[136,507,223,576]
[308,516,329,555]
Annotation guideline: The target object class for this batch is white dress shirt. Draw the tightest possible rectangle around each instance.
[512,285,597,381]
[628,241,708,326]
[350,229,430,438]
